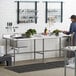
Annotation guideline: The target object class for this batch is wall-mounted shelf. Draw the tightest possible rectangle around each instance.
[44,1,63,23]
[15,1,38,24]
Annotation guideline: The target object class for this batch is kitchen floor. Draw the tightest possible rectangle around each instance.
[0,57,74,76]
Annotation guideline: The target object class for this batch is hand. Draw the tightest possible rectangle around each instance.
[59,30,67,34]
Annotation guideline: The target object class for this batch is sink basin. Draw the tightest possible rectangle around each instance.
[33,34,43,37]
[10,33,22,38]
[33,33,52,38]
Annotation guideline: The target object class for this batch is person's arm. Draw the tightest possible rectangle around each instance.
[62,23,74,35]
[67,23,74,34]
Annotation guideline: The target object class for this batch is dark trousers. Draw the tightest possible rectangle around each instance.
[0,54,12,66]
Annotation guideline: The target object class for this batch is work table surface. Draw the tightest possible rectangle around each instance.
[3,33,71,41]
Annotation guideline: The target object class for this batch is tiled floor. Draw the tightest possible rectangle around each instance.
[0,58,74,76]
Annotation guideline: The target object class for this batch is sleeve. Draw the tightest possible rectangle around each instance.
[66,23,74,35]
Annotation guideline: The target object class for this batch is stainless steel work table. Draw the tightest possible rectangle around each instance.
[63,46,76,76]
[3,34,71,65]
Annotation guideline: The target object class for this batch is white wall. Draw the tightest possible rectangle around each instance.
[0,0,76,35]
[0,0,76,61]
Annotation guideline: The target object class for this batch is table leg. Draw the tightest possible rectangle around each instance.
[5,39,8,54]
[64,50,67,76]
[13,48,15,65]
[34,39,36,60]
[12,40,16,66]
[42,39,44,62]
[75,50,76,76]
[59,37,61,57]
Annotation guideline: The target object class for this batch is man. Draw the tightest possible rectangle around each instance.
[62,15,76,59]
[62,15,76,46]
